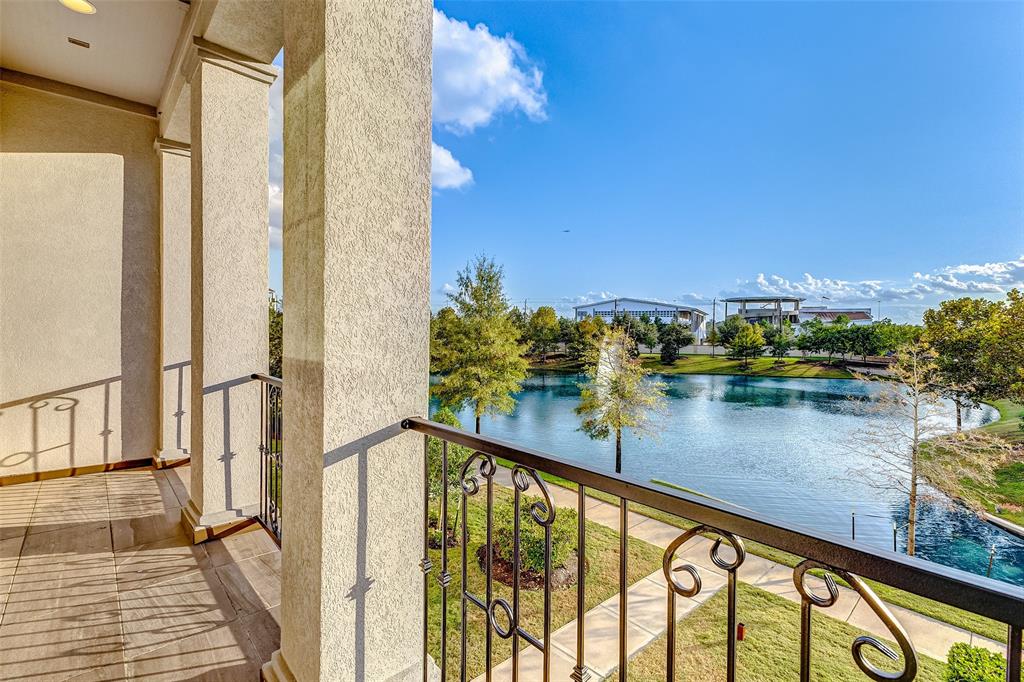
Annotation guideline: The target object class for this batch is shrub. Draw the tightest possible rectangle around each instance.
[945,643,1006,682]
[492,494,576,574]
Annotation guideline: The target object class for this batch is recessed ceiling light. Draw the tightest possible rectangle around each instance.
[59,0,97,15]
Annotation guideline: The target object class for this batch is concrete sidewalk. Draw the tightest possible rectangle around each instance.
[476,465,1004,680]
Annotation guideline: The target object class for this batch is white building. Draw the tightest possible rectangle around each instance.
[573,297,708,341]
[721,296,872,332]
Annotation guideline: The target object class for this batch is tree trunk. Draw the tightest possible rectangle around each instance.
[475,407,481,435]
[955,401,963,433]
[908,399,920,556]
[615,428,622,474]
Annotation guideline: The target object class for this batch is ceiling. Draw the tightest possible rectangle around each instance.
[0,0,188,106]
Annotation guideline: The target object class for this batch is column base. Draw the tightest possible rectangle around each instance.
[260,650,439,681]
[179,499,260,544]
[152,451,190,469]
[261,650,296,682]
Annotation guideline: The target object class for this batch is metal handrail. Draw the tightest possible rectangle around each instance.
[251,372,282,388]
[402,415,1024,628]
[254,373,283,544]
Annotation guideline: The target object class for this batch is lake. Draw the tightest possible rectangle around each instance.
[433,372,1024,586]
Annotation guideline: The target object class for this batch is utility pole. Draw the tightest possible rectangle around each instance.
[711,298,717,357]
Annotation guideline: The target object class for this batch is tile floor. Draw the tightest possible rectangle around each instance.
[0,465,280,681]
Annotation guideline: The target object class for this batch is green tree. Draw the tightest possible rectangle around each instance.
[268,289,283,377]
[716,315,746,347]
[526,306,561,362]
[507,305,529,343]
[848,324,886,362]
[431,256,528,433]
[659,322,695,364]
[706,326,721,355]
[923,297,1001,431]
[767,322,795,361]
[726,321,765,368]
[568,316,607,362]
[979,289,1024,405]
[576,329,667,474]
[796,318,824,357]
[430,306,461,373]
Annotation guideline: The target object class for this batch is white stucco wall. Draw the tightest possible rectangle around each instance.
[0,82,160,477]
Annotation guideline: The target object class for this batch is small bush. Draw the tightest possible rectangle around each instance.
[492,494,576,574]
[945,643,1006,682]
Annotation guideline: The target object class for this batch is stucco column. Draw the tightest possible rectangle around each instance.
[155,138,192,468]
[262,1,431,680]
[181,39,275,543]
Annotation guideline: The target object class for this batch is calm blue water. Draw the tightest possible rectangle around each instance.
[432,372,1024,586]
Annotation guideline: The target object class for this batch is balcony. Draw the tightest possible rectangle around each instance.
[1,1,1022,680]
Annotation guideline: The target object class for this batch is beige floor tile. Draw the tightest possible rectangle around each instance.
[109,506,183,552]
[0,534,25,621]
[239,605,281,666]
[215,551,281,616]
[125,619,261,682]
[205,526,279,568]
[118,568,238,658]
[114,532,211,594]
[29,478,109,536]
[159,466,192,508]
[0,592,124,682]
[5,522,116,611]
[0,483,38,541]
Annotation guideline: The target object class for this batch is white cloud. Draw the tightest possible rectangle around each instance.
[433,8,547,135]
[268,183,283,250]
[725,255,1024,322]
[431,142,474,190]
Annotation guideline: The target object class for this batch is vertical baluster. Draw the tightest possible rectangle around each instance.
[725,562,738,682]
[259,382,266,527]
[485,467,495,682]
[666,580,676,681]
[421,435,432,682]
[543,520,553,681]
[572,486,589,682]
[798,596,812,682]
[512,476,522,681]
[439,441,450,681]
[460,463,469,682]
[619,499,629,680]
[1008,624,1022,682]
[274,386,281,536]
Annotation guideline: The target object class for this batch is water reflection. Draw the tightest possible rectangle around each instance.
[431,372,1024,585]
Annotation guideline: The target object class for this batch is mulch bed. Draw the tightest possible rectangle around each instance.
[476,543,587,591]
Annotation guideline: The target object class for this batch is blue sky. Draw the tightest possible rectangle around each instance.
[270,1,1024,323]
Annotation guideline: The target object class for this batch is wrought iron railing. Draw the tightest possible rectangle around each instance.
[253,373,283,544]
[403,416,1024,682]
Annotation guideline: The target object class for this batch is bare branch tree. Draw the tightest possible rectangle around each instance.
[847,343,1010,556]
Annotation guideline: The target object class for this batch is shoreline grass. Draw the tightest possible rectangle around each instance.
[529,353,856,379]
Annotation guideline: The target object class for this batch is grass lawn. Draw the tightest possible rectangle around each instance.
[498,462,1009,644]
[606,583,947,682]
[954,399,1024,526]
[426,486,664,677]
[640,353,855,379]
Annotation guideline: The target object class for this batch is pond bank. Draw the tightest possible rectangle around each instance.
[529,353,856,379]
